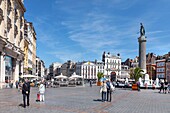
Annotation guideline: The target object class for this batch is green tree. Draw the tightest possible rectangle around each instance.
[133,67,144,82]
[129,68,134,79]
[97,72,104,82]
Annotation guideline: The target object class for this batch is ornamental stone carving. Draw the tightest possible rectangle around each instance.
[14,9,18,23]
[5,42,13,50]
[0,8,3,24]
[7,16,12,32]
[7,0,12,15]
[14,24,18,37]
[20,31,23,40]
[20,17,23,28]
[4,30,7,37]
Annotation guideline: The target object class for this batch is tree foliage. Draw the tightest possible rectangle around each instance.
[97,72,104,82]
[129,67,144,82]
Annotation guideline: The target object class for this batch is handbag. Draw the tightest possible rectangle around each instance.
[110,83,115,91]
[100,87,103,93]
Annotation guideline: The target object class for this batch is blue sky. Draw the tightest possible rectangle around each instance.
[24,0,170,68]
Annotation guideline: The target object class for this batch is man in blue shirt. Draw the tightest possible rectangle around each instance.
[106,79,112,102]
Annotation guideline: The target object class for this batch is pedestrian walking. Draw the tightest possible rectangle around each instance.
[159,80,165,93]
[22,79,30,108]
[39,81,45,102]
[164,79,168,94]
[137,81,140,91]
[15,80,19,89]
[90,80,92,87]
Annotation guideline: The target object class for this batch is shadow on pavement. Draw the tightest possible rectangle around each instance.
[93,99,102,102]
[18,103,24,108]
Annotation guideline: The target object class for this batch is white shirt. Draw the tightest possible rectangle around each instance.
[39,83,45,94]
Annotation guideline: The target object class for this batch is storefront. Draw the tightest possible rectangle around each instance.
[5,56,13,84]
[0,40,24,89]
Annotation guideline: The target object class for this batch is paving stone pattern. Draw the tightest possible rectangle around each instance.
[0,85,169,113]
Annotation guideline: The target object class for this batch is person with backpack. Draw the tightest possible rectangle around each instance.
[22,79,30,108]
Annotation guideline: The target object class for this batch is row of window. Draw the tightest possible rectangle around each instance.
[157,74,165,78]
[157,62,165,67]
[106,59,120,64]
[157,68,165,72]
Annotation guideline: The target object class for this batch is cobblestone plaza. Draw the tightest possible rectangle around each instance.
[0,85,169,113]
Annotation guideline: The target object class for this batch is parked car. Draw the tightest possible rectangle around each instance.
[116,81,125,87]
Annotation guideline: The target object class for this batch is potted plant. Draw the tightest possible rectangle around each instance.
[97,72,104,86]
[130,67,144,90]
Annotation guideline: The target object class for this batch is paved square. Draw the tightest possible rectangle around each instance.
[0,85,169,113]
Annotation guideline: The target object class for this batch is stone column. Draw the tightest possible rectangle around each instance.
[20,61,24,76]
[13,59,19,82]
[138,35,147,73]
[0,52,6,89]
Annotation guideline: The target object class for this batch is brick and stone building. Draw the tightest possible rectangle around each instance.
[166,58,170,82]
[146,53,156,80]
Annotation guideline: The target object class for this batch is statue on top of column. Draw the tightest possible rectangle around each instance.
[140,23,145,36]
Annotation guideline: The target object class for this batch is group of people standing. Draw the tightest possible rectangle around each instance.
[159,79,169,94]
[21,79,46,108]
[100,79,115,102]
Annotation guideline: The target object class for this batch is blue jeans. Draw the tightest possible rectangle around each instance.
[102,91,107,101]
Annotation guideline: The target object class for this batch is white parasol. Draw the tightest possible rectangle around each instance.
[69,72,82,79]
[54,73,68,79]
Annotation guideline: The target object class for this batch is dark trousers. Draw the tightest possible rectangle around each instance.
[160,87,164,93]
[107,90,112,102]
[90,83,92,87]
[23,94,30,107]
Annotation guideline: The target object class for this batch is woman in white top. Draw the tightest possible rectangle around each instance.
[39,82,45,102]
[102,81,107,102]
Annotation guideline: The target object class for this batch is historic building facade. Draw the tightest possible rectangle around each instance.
[36,57,45,78]
[166,58,170,83]
[155,52,170,81]
[146,53,156,80]
[23,32,29,74]
[0,0,26,88]
[51,62,62,77]
[24,21,36,75]
[60,60,76,77]
[76,61,97,81]
[96,61,104,74]
[102,52,121,80]
[156,59,166,80]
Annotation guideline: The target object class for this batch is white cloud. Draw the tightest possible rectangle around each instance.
[25,0,170,67]
[47,51,83,63]
[61,13,136,52]
[92,0,137,10]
